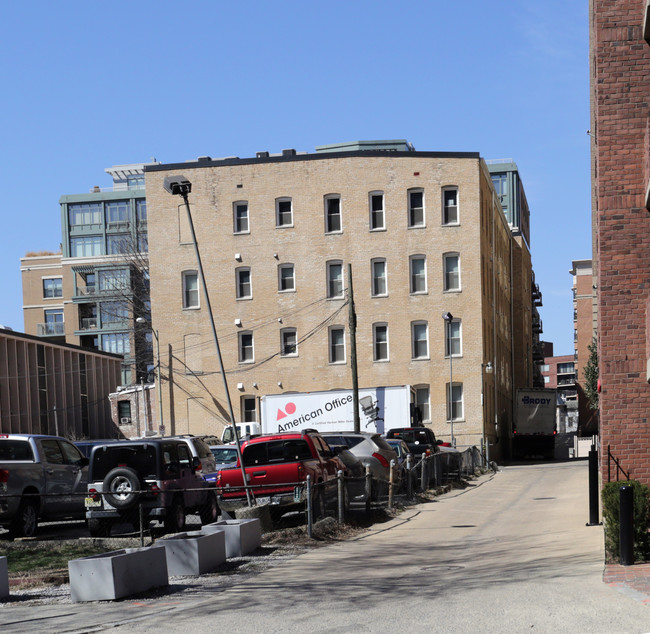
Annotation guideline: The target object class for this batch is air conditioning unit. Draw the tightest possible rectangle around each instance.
[120,417,131,424]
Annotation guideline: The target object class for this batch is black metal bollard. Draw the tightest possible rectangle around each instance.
[587,446,600,526]
[619,485,634,565]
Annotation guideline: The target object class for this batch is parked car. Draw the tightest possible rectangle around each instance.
[209,445,239,470]
[167,435,217,475]
[385,427,441,457]
[0,434,89,538]
[85,438,219,537]
[216,429,348,520]
[319,431,399,485]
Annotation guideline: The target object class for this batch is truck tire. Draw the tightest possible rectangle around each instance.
[87,518,112,538]
[103,467,141,509]
[164,497,186,533]
[9,499,38,539]
[200,492,219,525]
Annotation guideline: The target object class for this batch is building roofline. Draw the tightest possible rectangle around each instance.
[144,149,481,173]
[0,327,124,360]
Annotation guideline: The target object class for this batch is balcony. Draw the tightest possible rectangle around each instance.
[37,322,65,337]
[79,318,98,330]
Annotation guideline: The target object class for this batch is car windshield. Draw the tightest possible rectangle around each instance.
[391,430,429,444]
[211,447,238,462]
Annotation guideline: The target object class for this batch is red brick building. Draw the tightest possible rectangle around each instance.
[590,0,650,485]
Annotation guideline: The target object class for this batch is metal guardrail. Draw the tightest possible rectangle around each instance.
[607,444,630,482]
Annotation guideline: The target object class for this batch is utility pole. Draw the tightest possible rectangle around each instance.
[348,263,360,433]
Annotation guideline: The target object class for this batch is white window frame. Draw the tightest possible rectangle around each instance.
[445,318,462,357]
[446,382,464,422]
[409,255,427,294]
[369,191,385,230]
[42,277,63,299]
[443,253,461,292]
[329,326,346,364]
[407,188,425,228]
[411,321,429,360]
[182,270,199,309]
[327,261,344,299]
[371,258,388,297]
[373,323,389,362]
[280,327,298,357]
[442,187,459,225]
[241,395,257,422]
[233,201,249,234]
[236,267,252,299]
[325,195,342,233]
[275,197,293,228]
[278,263,295,292]
[238,331,254,363]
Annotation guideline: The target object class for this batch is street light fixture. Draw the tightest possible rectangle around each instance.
[442,312,455,448]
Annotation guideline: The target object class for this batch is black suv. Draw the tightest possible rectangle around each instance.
[85,438,219,537]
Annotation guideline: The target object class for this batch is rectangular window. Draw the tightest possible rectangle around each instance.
[491,173,507,197]
[100,301,129,325]
[327,262,344,298]
[242,396,257,422]
[183,271,199,308]
[373,323,388,361]
[136,199,147,222]
[278,264,295,292]
[234,202,249,234]
[118,401,132,420]
[70,236,103,257]
[445,319,462,357]
[138,233,148,253]
[371,259,387,296]
[106,201,129,224]
[369,192,385,230]
[98,269,129,292]
[69,203,102,226]
[447,383,464,421]
[239,332,254,363]
[444,254,460,291]
[43,278,62,298]
[281,328,298,356]
[276,198,293,227]
[408,189,424,227]
[410,256,426,294]
[411,321,428,359]
[102,332,130,355]
[325,196,342,233]
[43,309,64,336]
[236,268,252,299]
[415,386,430,423]
[329,327,345,363]
[107,234,130,255]
[443,188,459,225]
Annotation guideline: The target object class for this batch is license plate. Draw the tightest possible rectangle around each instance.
[85,497,102,508]
[256,496,270,505]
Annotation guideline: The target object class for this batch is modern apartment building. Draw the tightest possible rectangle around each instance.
[144,141,539,459]
[541,353,578,433]
[22,163,156,386]
[590,2,650,485]
[0,327,121,436]
[570,259,597,434]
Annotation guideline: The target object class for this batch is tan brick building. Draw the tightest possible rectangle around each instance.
[145,142,536,460]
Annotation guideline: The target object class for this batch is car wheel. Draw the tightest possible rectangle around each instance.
[164,497,186,533]
[103,467,141,509]
[87,518,112,538]
[9,499,38,539]
[199,492,219,525]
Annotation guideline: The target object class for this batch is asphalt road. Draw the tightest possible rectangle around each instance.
[2,461,649,633]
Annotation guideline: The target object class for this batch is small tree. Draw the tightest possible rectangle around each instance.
[583,337,599,411]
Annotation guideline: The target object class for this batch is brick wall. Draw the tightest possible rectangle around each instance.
[592,0,650,485]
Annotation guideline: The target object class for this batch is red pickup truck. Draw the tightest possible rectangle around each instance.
[216,430,347,520]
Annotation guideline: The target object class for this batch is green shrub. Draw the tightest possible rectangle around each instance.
[601,480,650,562]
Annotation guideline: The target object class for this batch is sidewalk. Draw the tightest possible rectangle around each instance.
[604,562,650,605]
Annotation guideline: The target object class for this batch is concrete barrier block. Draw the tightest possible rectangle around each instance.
[153,530,226,576]
[0,556,8,599]
[69,547,168,602]
[203,518,261,558]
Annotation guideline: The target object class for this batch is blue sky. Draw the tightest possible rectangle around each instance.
[0,1,590,355]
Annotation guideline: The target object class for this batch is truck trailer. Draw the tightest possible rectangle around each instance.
[260,385,415,435]
[513,388,557,460]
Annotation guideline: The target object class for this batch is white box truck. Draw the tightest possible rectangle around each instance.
[260,385,415,435]
[513,388,557,459]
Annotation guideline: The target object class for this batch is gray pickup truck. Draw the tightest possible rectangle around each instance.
[0,434,89,538]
